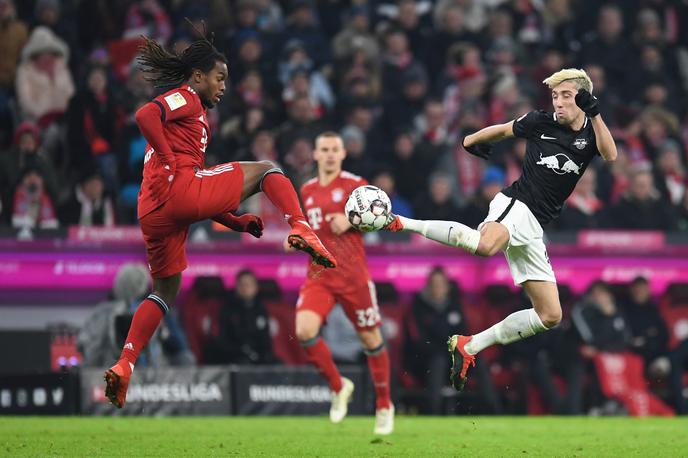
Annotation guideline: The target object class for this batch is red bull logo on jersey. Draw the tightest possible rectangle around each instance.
[536,153,582,175]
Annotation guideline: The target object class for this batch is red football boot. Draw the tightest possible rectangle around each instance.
[383,214,404,232]
[287,221,337,268]
[447,335,476,391]
[104,359,133,408]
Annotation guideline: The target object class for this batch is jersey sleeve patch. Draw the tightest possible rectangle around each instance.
[164,92,187,111]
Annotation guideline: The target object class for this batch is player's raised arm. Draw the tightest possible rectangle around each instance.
[575,89,617,162]
[461,121,515,160]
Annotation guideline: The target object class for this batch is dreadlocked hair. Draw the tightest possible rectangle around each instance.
[137,19,227,88]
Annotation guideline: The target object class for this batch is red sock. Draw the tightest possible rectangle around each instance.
[302,338,343,392]
[119,297,166,366]
[261,172,306,227]
[366,347,391,409]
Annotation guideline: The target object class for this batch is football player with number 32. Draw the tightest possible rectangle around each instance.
[285,132,394,435]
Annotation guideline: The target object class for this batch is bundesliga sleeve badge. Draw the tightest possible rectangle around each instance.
[164,92,187,111]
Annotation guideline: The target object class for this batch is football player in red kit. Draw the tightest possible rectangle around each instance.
[104,29,336,408]
[285,132,393,435]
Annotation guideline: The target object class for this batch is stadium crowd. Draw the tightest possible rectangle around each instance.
[0,0,687,231]
[1,0,687,416]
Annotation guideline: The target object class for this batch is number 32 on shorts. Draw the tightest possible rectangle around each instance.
[355,306,380,327]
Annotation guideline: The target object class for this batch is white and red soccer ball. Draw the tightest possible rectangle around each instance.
[345,185,392,232]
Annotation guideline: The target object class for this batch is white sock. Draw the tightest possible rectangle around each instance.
[398,216,480,254]
[464,308,547,355]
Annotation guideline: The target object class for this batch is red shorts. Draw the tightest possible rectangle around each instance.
[296,278,381,331]
[139,162,244,278]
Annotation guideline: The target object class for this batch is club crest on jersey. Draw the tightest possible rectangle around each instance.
[573,138,588,150]
[331,189,344,202]
[536,152,582,175]
[305,196,314,206]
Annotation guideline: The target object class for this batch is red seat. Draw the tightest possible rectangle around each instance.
[178,276,226,363]
[265,301,306,365]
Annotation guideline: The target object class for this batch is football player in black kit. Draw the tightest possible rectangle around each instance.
[383,68,617,390]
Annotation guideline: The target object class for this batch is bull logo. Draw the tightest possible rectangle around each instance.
[573,138,588,150]
[536,153,582,175]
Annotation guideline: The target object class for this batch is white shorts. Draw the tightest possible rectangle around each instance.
[478,192,556,286]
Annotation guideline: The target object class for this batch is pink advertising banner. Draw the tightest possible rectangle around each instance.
[1,249,687,296]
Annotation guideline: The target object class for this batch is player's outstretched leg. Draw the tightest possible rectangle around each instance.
[447,335,476,391]
[384,214,483,254]
[104,274,180,408]
[240,161,336,268]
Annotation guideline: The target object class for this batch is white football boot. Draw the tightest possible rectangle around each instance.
[374,403,395,435]
[329,377,354,423]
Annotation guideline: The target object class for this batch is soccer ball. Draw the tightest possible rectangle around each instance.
[345,185,392,232]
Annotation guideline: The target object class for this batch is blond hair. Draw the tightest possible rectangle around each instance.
[543,68,593,93]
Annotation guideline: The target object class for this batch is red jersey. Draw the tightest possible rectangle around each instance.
[139,84,210,217]
[300,171,369,288]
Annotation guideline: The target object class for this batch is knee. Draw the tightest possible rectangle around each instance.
[359,330,383,350]
[475,239,501,257]
[295,322,319,343]
[538,307,562,329]
[258,160,280,173]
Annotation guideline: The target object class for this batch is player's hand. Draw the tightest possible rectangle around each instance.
[148,162,176,200]
[233,213,264,238]
[462,137,492,160]
[575,89,600,117]
[325,213,351,235]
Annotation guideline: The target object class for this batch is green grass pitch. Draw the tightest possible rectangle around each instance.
[1,416,686,457]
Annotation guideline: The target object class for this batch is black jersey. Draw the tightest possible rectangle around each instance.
[501,110,600,225]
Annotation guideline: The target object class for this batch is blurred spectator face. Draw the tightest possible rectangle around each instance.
[642,117,668,145]
[657,147,682,174]
[385,31,408,56]
[251,130,277,161]
[239,39,262,63]
[429,175,452,204]
[82,175,105,202]
[289,97,313,123]
[244,107,265,133]
[349,10,369,31]
[286,138,313,172]
[630,171,655,201]
[240,70,262,93]
[640,45,662,71]
[644,83,667,105]
[427,269,450,303]
[397,0,419,29]
[424,101,445,130]
[574,168,596,196]
[313,135,345,174]
[21,171,44,201]
[589,283,616,315]
[33,52,58,74]
[394,133,415,160]
[290,5,314,27]
[636,9,662,44]
[37,2,59,27]
[348,106,372,131]
[372,172,396,195]
[598,5,623,41]
[403,79,427,101]
[630,279,651,305]
[488,10,512,38]
[87,67,107,95]
[236,272,259,301]
[289,71,310,96]
[547,0,570,20]
[0,0,16,20]
[443,7,465,34]
[237,4,258,27]
[18,132,38,154]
